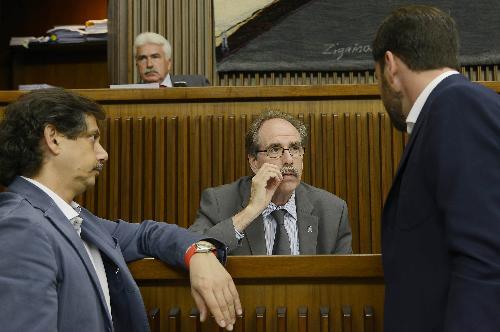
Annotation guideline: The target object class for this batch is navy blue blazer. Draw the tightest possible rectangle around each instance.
[382,74,500,331]
[0,177,205,332]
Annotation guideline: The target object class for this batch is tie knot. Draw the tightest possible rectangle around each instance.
[69,215,83,235]
[271,209,286,224]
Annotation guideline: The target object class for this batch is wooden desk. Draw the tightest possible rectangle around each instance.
[130,254,384,332]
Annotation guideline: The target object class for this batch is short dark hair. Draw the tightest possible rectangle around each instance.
[372,5,459,71]
[0,88,105,186]
[245,110,308,157]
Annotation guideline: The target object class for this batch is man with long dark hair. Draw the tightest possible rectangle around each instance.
[0,88,241,331]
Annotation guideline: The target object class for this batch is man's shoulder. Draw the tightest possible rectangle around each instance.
[0,191,45,227]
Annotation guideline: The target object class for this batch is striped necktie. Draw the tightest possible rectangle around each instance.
[271,209,290,255]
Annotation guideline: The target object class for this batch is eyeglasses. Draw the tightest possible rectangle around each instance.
[257,145,305,159]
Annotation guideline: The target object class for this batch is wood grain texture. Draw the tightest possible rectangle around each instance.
[130,255,384,332]
[2,84,500,254]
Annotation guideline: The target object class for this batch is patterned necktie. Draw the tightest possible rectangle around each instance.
[69,215,83,236]
[271,209,290,255]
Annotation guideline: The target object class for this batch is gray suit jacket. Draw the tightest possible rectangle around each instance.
[189,176,352,255]
[0,177,205,332]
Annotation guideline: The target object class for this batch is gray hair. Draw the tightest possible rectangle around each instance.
[134,32,172,59]
[245,110,308,157]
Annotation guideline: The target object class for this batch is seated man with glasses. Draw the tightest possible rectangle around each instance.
[189,110,352,255]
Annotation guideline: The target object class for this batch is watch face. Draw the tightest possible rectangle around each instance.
[195,241,216,252]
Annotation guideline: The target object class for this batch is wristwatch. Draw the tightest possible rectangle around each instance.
[194,240,217,253]
[184,240,217,267]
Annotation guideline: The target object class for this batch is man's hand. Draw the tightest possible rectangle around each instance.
[232,163,282,232]
[189,252,242,331]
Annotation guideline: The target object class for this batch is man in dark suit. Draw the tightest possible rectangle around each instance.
[189,110,352,255]
[134,32,209,87]
[372,5,500,331]
[0,88,240,331]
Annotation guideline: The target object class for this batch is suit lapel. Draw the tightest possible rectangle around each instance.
[239,177,267,255]
[45,207,113,323]
[295,184,318,254]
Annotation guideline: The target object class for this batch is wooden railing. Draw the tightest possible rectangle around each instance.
[131,254,384,332]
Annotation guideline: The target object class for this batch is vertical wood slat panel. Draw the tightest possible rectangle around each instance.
[132,117,144,222]
[319,306,330,332]
[147,307,160,332]
[276,307,287,332]
[356,114,371,254]
[341,305,352,332]
[363,305,375,332]
[166,117,178,225]
[120,118,133,220]
[256,306,266,332]
[297,306,308,332]
[189,116,201,225]
[212,115,224,187]
[177,116,189,228]
[168,307,180,332]
[143,117,155,220]
[368,113,382,253]
[189,307,201,332]
[235,310,245,332]
[200,115,213,196]
[154,117,166,222]
[344,113,359,253]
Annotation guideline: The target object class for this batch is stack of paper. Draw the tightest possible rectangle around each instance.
[47,25,86,43]
[85,19,108,41]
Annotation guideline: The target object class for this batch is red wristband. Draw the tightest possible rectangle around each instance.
[184,242,217,268]
[184,243,197,268]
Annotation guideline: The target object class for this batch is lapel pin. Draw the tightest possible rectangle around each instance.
[307,225,313,233]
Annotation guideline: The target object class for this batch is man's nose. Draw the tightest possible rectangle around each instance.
[96,142,108,162]
[146,57,154,67]
[281,148,294,163]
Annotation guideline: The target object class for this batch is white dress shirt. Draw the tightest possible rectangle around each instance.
[160,74,173,87]
[406,70,459,134]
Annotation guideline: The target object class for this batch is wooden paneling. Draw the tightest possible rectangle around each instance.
[130,255,384,332]
[2,84,500,252]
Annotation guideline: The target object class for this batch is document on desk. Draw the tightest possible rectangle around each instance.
[109,83,160,89]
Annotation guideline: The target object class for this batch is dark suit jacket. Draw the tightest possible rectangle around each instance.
[382,74,500,331]
[0,177,205,332]
[171,74,210,87]
[189,176,352,255]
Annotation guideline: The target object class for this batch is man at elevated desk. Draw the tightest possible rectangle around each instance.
[134,32,209,87]
[189,110,352,255]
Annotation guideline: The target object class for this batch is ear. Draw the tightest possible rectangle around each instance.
[248,154,260,174]
[43,124,62,155]
[166,58,172,72]
[383,51,404,91]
